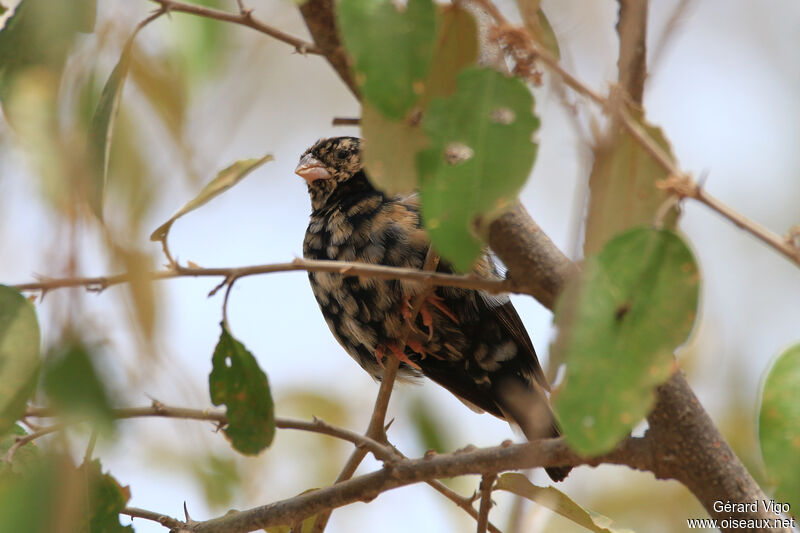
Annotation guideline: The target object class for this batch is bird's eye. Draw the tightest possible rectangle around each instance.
[335,149,349,160]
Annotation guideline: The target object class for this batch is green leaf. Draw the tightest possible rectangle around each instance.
[759,342,800,512]
[420,5,478,104]
[80,459,134,533]
[209,323,275,455]
[496,473,635,532]
[0,424,40,476]
[583,116,676,256]
[0,454,131,533]
[418,67,539,271]
[88,12,163,218]
[42,341,115,431]
[337,0,437,119]
[552,227,699,455]
[361,103,428,195]
[0,0,96,99]
[149,154,272,242]
[0,453,58,533]
[0,285,41,436]
[87,34,135,218]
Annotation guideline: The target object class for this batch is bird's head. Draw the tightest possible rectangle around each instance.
[296,137,365,209]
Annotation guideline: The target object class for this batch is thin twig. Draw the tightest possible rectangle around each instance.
[426,478,502,533]
[123,507,186,530]
[83,429,99,463]
[332,117,360,126]
[656,174,800,265]
[3,422,68,462]
[12,258,515,296]
[221,276,237,328]
[23,405,397,462]
[476,473,497,533]
[147,0,322,55]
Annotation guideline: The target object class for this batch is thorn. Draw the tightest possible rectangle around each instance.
[455,444,477,455]
[384,418,395,432]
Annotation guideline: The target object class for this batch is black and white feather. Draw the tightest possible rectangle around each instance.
[297,137,571,482]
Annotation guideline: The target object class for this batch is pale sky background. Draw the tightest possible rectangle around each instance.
[1,0,799,532]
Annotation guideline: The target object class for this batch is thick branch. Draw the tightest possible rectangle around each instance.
[186,437,649,533]
[298,0,359,96]
[486,203,578,310]
[648,373,786,529]
[616,0,649,105]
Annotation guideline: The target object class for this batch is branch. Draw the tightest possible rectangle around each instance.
[182,436,650,533]
[657,174,800,265]
[147,0,322,55]
[616,0,649,105]
[298,0,359,95]
[12,258,518,297]
[23,405,395,463]
[123,507,185,530]
[476,473,497,533]
[647,373,788,529]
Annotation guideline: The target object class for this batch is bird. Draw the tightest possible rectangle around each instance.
[296,136,571,482]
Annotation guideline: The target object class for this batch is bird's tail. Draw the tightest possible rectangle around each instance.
[496,378,572,482]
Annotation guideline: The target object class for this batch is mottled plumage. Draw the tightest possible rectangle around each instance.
[298,137,570,481]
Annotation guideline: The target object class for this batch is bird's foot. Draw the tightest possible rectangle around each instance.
[375,342,422,370]
[401,293,460,340]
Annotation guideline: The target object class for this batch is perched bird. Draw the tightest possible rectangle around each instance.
[297,137,571,482]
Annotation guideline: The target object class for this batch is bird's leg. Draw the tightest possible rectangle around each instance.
[400,295,429,338]
[401,293,460,341]
[426,293,460,324]
[374,341,421,370]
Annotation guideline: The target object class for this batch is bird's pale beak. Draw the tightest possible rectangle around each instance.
[295,154,332,183]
